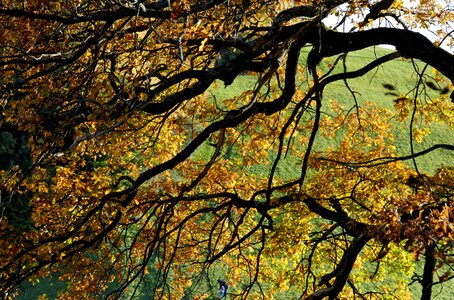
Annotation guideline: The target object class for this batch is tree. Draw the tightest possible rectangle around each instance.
[0,0,453,299]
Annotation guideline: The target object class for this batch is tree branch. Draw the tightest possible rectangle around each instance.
[307,27,454,83]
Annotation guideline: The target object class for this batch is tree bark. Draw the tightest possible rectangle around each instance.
[421,243,436,300]
[306,233,371,300]
[300,26,454,83]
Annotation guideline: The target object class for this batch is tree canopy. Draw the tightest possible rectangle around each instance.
[0,0,453,299]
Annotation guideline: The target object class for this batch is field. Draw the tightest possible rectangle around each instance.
[207,46,454,177]
[199,45,454,299]
[18,46,454,299]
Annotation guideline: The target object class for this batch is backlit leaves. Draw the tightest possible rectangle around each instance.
[0,0,453,299]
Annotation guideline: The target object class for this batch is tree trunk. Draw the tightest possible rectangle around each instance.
[421,243,436,300]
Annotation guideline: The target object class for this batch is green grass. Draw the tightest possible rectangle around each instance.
[207,46,454,176]
[18,46,454,299]
[206,46,454,299]
[319,47,454,174]
[14,276,67,299]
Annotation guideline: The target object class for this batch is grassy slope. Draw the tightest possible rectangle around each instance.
[207,46,454,299]
[320,47,454,174]
[20,47,453,299]
[207,46,454,176]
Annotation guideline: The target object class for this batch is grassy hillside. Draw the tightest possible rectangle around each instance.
[319,47,454,174]
[191,47,454,300]
[19,47,454,299]
[206,46,454,177]
[207,46,454,300]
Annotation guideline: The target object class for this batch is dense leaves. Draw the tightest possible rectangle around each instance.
[0,0,453,299]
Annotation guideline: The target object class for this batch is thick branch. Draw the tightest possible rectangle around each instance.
[308,27,454,83]
[0,0,227,24]
[307,233,371,300]
[421,243,436,300]
[304,196,369,237]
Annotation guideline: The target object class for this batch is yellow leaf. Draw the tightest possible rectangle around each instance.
[198,38,208,52]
